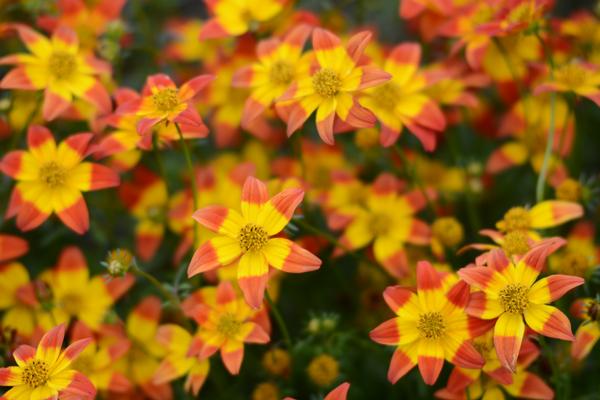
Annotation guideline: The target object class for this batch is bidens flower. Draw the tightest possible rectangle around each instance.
[370,261,486,386]
[199,0,287,39]
[0,324,95,399]
[458,241,584,371]
[188,176,321,308]
[358,43,446,150]
[0,125,120,234]
[279,28,390,144]
[189,281,270,375]
[0,24,111,120]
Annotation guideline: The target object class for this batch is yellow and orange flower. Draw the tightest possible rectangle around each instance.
[0,24,111,120]
[188,281,270,375]
[458,241,583,371]
[335,174,432,278]
[153,324,210,396]
[233,24,312,126]
[69,322,132,394]
[278,28,390,144]
[370,261,487,386]
[570,298,600,361]
[435,334,554,400]
[119,73,213,138]
[0,324,96,399]
[199,0,287,39]
[535,61,600,107]
[0,125,120,234]
[0,262,38,337]
[358,43,446,150]
[188,176,321,308]
[41,246,134,331]
[119,167,168,262]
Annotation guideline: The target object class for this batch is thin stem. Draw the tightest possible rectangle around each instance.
[265,291,292,348]
[174,123,199,246]
[132,265,182,309]
[535,32,556,203]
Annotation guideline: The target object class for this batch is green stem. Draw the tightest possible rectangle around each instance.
[265,291,292,348]
[535,32,556,203]
[132,265,182,309]
[174,123,199,246]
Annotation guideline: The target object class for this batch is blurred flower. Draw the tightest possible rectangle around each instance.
[0,324,96,399]
[199,0,287,39]
[233,24,311,126]
[153,324,210,396]
[359,43,446,150]
[0,24,111,120]
[188,281,270,375]
[262,348,291,376]
[570,297,600,361]
[458,241,583,371]
[102,248,135,278]
[284,382,350,400]
[252,381,280,400]
[0,235,28,263]
[307,353,339,388]
[0,125,120,234]
[535,61,600,107]
[370,261,486,385]
[0,262,38,337]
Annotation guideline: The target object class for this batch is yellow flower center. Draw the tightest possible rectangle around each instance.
[370,213,391,235]
[61,293,83,315]
[499,283,529,314]
[417,312,446,339]
[372,83,400,111]
[48,51,76,80]
[502,230,530,256]
[556,178,582,202]
[587,300,600,322]
[152,88,180,113]
[238,223,269,252]
[432,217,464,248]
[307,354,339,387]
[269,61,295,86]
[22,359,50,388]
[559,251,589,277]
[312,68,342,98]
[555,63,589,88]
[39,161,67,188]
[216,313,243,338]
[499,207,531,232]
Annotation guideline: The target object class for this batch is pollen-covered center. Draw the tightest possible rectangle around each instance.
[499,207,531,232]
[22,359,50,388]
[499,283,529,314]
[312,68,342,98]
[559,251,589,277]
[555,63,589,88]
[369,213,391,235]
[61,293,83,315]
[216,313,243,338]
[238,223,269,252]
[152,88,180,113]
[502,230,530,256]
[417,312,446,339]
[39,161,67,188]
[372,83,400,111]
[48,51,76,80]
[269,60,295,86]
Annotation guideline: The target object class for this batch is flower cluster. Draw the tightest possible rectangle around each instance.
[1,0,599,398]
